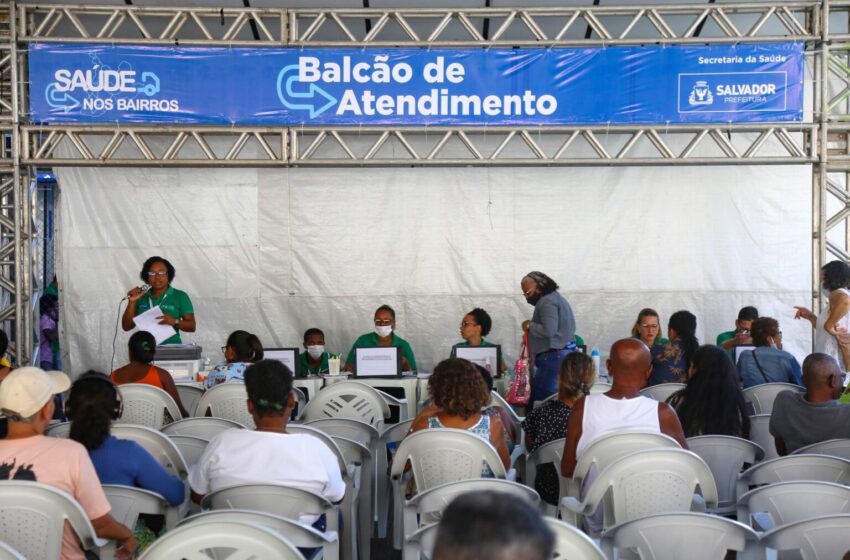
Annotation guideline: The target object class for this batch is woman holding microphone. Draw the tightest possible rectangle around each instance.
[122,256,195,344]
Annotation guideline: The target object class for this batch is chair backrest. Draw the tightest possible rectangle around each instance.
[686,435,764,512]
[201,483,335,522]
[606,512,760,560]
[381,418,414,446]
[331,435,371,469]
[747,414,779,460]
[572,431,681,496]
[390,428,507,491]
[300,381,390,430]
[160,416,246,439]
[101,484,168,528]
[178,509,336,550]
[138,520,305,560]
[0,541,25,560]
[0,481,106,559]
[292,386,308,420]
[736,481,850,530]
[111,424,189,478]
[117,384,182,429]
[303,417,380,448]
[166,434,209,467]
[44,421,71,438]
[487,391,524,426]
[175,383,205,417]
[407,479,539,518]
[760,514,850,559]
[589,382,612,394]
[545,517,607,560]
[581,448,718,530]
[639,383,686,402]
[526,438,567,502]
[195,382,255,428]
[736,454,850,501]
[742,383,804,415]
[792,438,850,460]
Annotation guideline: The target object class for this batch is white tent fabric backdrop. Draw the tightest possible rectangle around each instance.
[55,164,813,375]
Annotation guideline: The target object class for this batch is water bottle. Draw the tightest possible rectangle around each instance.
[591,348,601,378]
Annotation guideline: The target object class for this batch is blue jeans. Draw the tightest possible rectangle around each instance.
[530,345,576,410]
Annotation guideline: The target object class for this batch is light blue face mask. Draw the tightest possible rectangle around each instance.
[306,345,324,359]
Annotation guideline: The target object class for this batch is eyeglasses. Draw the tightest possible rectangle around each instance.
[460,321,477,328]
[147,270,168,277]
[374,319,392,326]
[639,323,659,329]
[220,346,227,354]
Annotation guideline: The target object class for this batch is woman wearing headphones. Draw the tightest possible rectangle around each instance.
[67,371,186,551]
[111,331,189,417]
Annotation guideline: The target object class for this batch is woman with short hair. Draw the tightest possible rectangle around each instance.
[737,317,802,388]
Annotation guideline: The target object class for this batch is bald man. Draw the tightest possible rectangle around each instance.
[770,353,850,455]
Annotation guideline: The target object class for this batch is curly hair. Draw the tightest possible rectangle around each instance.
[140,256,175,284]
[822,260,850,292]
[429,358,489,420]
[558,352,596,400]
[467,308,492,337]
[751,317,780,347]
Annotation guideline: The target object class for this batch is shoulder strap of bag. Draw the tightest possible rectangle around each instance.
[751,348,771,383]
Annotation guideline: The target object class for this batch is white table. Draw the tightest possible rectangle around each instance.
[294,377,324,402]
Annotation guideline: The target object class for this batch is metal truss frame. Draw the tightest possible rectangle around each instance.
[4,1,850,360]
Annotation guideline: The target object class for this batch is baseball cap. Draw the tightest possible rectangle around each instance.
[0,367,71,419]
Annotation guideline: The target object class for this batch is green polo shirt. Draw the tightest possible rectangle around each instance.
[632,334,669,346]
[134,286,194,345]
[299,351,330,376]
[346,332,417,372]
[716,330,736,346]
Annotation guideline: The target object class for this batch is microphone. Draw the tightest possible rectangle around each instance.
[122,284,151,301]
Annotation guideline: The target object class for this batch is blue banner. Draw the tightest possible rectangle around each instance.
[28,43,804,125]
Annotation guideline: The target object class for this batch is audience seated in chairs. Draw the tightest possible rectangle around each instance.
[522,352,595,506]
[771,353,850,454]
[0,367,137,559]
[188,359,345,525]
[432,490,554,560]
[563,338,688,532]
[667,345,750,438]
[650,310,699,385]
[110,331,189,417]
[410,358,511,472]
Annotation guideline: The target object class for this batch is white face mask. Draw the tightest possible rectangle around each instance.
[306,345,324,359]
[375,325,393,338]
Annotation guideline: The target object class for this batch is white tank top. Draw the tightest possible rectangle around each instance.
[815,288,850,370]
[576,393,661,457]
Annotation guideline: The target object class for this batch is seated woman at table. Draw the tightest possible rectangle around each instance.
[110,331,189,417]
[205,330,264,388]
[631,308,669,348]
[345,304,417,372]
[409,358,510,472]
[457,308,507,375]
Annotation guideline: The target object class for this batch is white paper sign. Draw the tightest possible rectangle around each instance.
[264,348,299,376]
[132,305,175,345]
[453,345,500,374]
[355,347,400,377]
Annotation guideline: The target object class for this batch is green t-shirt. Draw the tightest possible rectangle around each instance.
[631,334,669,346]
[716,330,737,346]
[299,351,330,376]
[134,286,194,345]
[455,338,497,347]
[346,332,417,372]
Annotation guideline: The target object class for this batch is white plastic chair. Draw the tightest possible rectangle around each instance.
[390,428,512,549]
[301,381,391,432]
[488,391,525,426]
[100,484,174,556]
[568,431,681,501]
[686,435,764,515]
[333,436,373,560]
[525,437,567,516]
[639,382,686,402]
[0,481,107,559]
[792,438,850,460]
[116,384,183,429]
[178,509,338,559]
[736,481,850,532]
[160,416,246,439]
[589,382,612,394]
[602,512,761,560]
[44,420,71,438]
[111,424,189,479]
[736,454,850,501]
[747,414,779,460]
[402,479,539,560]
[743,382,804,415]
[561,448,718,537]
[0,541,24,560]
[545,517,607,560]
[292,386,308,420]
[194,382,255,428]
[285,424,364,560]
[166,434,209,468]
[377,418,414,539]
[138,520,306,560]
[761,514,850,559]
[201,483,338,559]
[174,383,204,417]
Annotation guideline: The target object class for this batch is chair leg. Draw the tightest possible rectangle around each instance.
[377,441,390,539]
[342,484,359,560]
[392,478,404,550]
[359,460,373,560]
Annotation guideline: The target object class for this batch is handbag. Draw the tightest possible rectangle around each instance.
[506,333,531,406]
